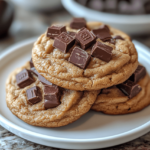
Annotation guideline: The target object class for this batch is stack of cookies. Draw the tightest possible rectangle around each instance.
[6,18,150,127]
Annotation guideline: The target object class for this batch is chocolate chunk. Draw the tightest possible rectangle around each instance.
[91,41,113,62]
[76,28,96,49]
[70,18,86,29]
[53,32,75,53]
[30,67,39,76]
[16,69,34,88]
[113,35,124,40]
[38,74,53,86]
[44,85,60,109]
[68,46,91,69]
[92,25,111,42]
[30,58,34,68]
[47,25,66,39]
[129,65,146,83]
[108,38,116,44]
[67,31,76,38]
[26,86,42,104]
[117,80,142,99]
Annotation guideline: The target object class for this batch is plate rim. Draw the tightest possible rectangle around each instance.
[0,38,150,147]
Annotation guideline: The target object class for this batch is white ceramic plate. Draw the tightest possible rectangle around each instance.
[61,0,150,35]
[0,38,150,149]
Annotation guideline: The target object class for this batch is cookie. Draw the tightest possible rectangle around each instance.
[32,21,138,91]
[6,62,99,127]
[92,73,150,115]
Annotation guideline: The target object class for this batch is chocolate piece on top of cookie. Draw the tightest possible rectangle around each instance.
[67,31,76,38]
[38,74,53,86]
[129,65,146,83]
[70,18,86,29]
[76,27,96,49]
[92,25,111,42]
[53,32,75,53]
[91,41,113,62]
[117,80,142,99]
[30,67,39,76]
[108,38,116,45]
[16,69,34,88]
[68,46,91,69]
[29,59,39,76]
[44,85,61,109]
[30,58,34,68]
[26,86,42,104]
[113,35,124,40]
[47,25,66,39]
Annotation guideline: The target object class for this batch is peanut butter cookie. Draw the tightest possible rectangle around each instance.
[6,62,99,127]
[32,21,138,91]
[92,72,150,115]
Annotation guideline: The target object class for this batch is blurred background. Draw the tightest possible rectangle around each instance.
[0,0,150,55]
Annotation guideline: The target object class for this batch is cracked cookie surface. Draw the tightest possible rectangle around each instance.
[92,73,150,115]
[32,22,138,91]
[6,62,99,127]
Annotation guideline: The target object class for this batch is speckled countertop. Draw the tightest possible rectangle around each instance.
[1,125,150,150]
[0,3,150,150]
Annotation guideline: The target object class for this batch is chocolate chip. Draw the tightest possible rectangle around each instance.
[129,65,146,83]
[92,25,111,42]
[91,41,113,62]
[113,35,124,40]
[53,32,75,53]
[16,69,34,88]
[26,86,42,104]
[76,28,96,49]
[68,46,91,69]
[44,85,60,109]
[67,31,76,38]
[47,25,66,39]
[30,67,39,76]
[117,80,142,99]
[108,38,116,44]
[30,58,34,68]
[38,74,53,86]
[70,18,86,29]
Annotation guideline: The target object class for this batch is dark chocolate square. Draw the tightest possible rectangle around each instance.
[38,74,53,86]
[91,41,113,62]
[30,67,39,76]
[68,46,91,69]
[129,65,146,83]
[67,31,76,38]
[53,32,75,53]
[117,80,142,99]
[16,69,34,88]
[70,18,86,29]
[26,86,42,104]
[47,25,66,39]
[44,85,60,109]
[76,28,96,49]
[113,35,124,40]
[30,58,34,68]
[92,25,111,42]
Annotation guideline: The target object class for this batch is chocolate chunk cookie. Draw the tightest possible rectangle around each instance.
[32,21,138,91]
[92,72,150,115]
[6,62,99,127]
